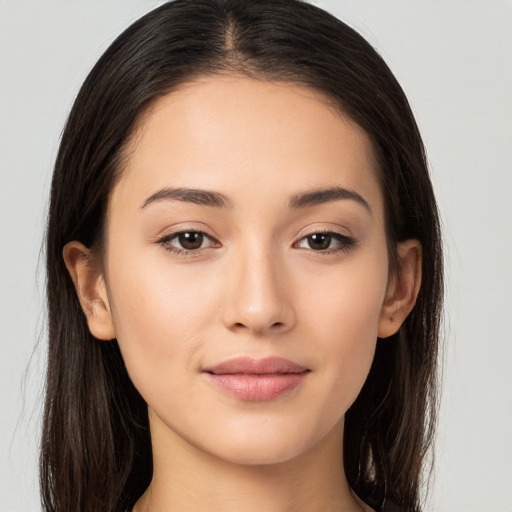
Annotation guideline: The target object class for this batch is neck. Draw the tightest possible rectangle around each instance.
[134,411,371,512]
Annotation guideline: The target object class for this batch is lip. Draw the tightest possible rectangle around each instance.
[203,356,310,402]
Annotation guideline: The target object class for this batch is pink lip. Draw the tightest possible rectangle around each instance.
[203,357,310,402]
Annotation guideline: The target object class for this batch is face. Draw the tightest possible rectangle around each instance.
[99,76,395,465]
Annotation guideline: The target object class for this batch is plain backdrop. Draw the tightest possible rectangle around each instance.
[1,1,511,511]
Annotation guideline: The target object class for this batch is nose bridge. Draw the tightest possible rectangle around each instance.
[222,238,294,334]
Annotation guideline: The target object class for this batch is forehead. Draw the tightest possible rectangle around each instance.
[113,75,382,215]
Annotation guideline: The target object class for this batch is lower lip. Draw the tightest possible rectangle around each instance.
[204,372,309,402]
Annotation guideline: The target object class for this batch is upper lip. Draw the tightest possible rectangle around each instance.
[203,356,309,375]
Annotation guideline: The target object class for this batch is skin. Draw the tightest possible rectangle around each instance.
[64,75,422,512]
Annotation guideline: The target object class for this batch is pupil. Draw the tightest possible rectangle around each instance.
[308,234,331,250]
[179,232,203,250]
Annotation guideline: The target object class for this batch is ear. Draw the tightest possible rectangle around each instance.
[63,241,116,340]
[378,239,422,338]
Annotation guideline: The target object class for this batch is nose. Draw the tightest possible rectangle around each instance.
[221,245,296,336]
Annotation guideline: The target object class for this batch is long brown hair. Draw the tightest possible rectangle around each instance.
[42,1,443,511]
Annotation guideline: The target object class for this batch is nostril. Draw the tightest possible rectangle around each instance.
[231,320,285,332]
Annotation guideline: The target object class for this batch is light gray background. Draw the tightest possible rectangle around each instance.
[1,1,511,510]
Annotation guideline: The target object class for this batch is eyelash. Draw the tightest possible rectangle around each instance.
[293,230,357,255]
[156,230,220,257]
[156,230,357,256]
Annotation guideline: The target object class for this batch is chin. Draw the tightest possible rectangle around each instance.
[195,416,340,468]
[217,441,306,466]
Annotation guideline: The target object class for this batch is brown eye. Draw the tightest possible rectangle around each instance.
[157,230,218,254]
[177,232,204,250]
[294,231,357,254]
[307,233,332,250]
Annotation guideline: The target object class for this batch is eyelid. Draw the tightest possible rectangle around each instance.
[293,230,355,244]
[154,223,217,240]
[295,221,353,237]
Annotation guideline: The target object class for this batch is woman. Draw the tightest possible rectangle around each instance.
[41,1,443,511]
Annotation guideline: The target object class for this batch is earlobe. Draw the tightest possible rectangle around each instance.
[62,241,116,340]
[378,239,422,339]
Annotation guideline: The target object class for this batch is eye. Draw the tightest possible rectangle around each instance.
[294,232,356,253]
[157,230,219,254]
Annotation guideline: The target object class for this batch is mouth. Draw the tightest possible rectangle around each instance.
[202,356,311,402]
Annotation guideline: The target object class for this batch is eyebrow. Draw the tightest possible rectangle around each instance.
[289,186,371,214]
[141,187,232,209]
[140,185,371,214]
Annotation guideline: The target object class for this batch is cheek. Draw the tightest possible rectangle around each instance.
[106,250,222,396]
[299,254,388,411]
